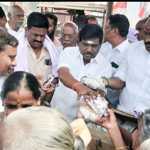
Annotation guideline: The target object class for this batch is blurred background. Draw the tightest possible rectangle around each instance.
[0,2,149,36]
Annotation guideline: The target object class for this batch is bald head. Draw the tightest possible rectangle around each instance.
[61,21,78,48]
[8,5,24,31]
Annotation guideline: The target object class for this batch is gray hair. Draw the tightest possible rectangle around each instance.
[2,106,85,150]
[62,21,78,34]
[8,5,24,18]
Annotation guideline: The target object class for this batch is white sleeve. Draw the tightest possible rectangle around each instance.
[57,47,72,70]
[114,50,129,82]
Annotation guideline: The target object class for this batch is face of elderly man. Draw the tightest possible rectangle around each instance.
[9,6,24,31]
[61,23,78,48]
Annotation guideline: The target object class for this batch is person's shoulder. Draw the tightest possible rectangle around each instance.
[100,42,112,54]
[63,46,79,54]
[96,51,110,65]
[127,40,144,53]
[101,42,112,48]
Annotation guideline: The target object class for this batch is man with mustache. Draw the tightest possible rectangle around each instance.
[15,12,59,85]
[15,12,59,101]
[51,24,112,121]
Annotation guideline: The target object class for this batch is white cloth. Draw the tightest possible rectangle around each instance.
[6,24,25,41]
[0,76,6,112]
[27,43,52,83]
[51,46,112,121]
[115,40,150,115]
[127,28,138,43]
[100,40,130,75]
[15,31,59,77]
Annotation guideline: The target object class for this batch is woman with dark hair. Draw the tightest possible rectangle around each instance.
[0,71,41,118]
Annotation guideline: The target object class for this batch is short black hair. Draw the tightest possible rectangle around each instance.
[1,71,41,100]
[0,29,18,52]
[0,6,6,18]
[79,24,103,43]
[45,12,58,28]
[27,12,49,29]
[108,14,129,37]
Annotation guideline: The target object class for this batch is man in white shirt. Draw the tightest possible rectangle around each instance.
[6,5,24,40]
[15,12,59,83]
[0,29,18,112]
[100,14,130,108]
[15,12,59,101]
[102,16,150,116]
[51,24,112,121]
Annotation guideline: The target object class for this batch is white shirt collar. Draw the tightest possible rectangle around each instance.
[6,23,24,33]
[114,39,130,53]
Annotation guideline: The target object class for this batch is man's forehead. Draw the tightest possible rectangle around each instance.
[81,39,99,44]
[63,25,76,34]
[29,27,47,34]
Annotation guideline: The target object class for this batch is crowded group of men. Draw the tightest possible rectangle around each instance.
[0,4,150,150]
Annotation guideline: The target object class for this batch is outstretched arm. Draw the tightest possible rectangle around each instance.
[96,109,128,149]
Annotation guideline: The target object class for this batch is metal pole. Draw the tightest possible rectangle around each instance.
[106,2,113,18]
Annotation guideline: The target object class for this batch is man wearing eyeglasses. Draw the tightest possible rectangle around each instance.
[51,24,112,121]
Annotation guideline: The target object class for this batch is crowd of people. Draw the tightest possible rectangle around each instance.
[0,4,150,150]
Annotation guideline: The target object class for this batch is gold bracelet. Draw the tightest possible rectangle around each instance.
[116,146,129,150]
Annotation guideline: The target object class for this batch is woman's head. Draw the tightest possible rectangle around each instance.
[2,106,85,150]
[1,71,41,115]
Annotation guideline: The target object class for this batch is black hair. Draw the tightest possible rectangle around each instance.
[79,24,103,43]
[1,71,41,100]
[27,12,49,29]
[45,12,58,41]
[0,6,6,18]
[45,12,58,28]
[108,14,129,37]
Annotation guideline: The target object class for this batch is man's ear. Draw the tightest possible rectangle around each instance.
[113,28,119,35]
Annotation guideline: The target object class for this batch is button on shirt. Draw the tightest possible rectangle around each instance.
[100,40,130,75]
[114,41,150,115]
[51,46,112,121]
[27,42,52,84]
